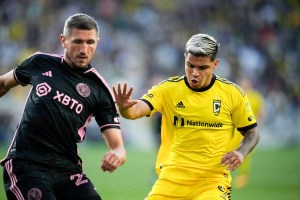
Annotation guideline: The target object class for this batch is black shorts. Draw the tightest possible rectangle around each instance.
[3,159,102,200]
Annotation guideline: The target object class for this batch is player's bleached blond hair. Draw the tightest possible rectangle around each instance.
[184,33,220,61]
[63,13,99,36]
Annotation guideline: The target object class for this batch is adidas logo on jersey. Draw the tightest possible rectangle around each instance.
[42,71,52,77]
[176,101,185,108]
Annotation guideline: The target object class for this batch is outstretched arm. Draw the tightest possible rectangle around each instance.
[0,70,19,97]
[221,127,260,171]
[101,128,126,173]
[112,82,151,119]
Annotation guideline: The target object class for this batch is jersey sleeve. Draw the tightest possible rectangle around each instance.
[94,86,121,132]
[232,90,257,132]
[140,84,165,117]
[14,53,38,86]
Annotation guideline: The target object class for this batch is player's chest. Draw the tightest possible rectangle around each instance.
[169,91,232,122]
[30,66,99,112]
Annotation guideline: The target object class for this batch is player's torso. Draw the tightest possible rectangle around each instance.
[11,54,105,167]
[149,77,237,175]
[164,81,235,152]
[155,76,238,184]
[27,56,99,123]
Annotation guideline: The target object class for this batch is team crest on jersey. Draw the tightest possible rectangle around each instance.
[27,188,42,200]
[114,116,120,123]
[213,99,221,116]
[76,83,90,97]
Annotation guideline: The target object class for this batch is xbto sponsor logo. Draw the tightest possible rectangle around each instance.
[36,82,84,114]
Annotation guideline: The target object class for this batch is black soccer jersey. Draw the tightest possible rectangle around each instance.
[0,52,120,171]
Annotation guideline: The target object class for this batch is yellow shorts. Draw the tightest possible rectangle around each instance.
[145,178,231,200]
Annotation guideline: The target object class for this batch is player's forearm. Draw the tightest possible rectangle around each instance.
[237,127,260,157]
[0,70,19,97]
[0,82,7,97]
[0,78,11,97]
[119,101,148,119]
[102,129,127,164]
[119,105,141,119]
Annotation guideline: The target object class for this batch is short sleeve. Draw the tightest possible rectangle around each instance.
[94,86,121,132]
[140,84,164,117]
[14,55,36,86]
[232,92,257,131]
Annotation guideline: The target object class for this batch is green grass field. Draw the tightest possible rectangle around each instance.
[1,144,300,200]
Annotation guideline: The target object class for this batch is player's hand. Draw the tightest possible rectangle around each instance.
[101,147,126,173]
[112,82,138,110]
[221,150,244,172]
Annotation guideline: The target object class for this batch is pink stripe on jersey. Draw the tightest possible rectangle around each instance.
[78,115,93,142]
[5,160,25,200]
[100,124,121,130]
[84,68,116,101]
[31,51,63,58]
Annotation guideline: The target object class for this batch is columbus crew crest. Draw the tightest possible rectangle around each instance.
[213,99,221,116]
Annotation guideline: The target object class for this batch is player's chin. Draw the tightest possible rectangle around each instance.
[74,57,90,67]
[75,62,89,69]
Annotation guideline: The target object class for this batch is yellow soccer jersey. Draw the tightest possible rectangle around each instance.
[141,75,257,183]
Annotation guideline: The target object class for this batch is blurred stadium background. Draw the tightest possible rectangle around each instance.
[0,0,299,199]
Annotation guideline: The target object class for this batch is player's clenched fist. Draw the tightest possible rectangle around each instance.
[101,147,126,173]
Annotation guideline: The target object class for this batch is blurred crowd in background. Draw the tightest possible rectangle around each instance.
[0,0,299,149]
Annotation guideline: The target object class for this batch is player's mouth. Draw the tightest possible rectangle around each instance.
[190,79,199,87]
[77,56,88,62]
[78,55,87,59]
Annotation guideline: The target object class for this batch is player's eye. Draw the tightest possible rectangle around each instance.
[186,62,194,68]
[73,40,82,44]
[87,40,95,45]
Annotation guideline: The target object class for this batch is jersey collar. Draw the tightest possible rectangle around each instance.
[184,74,216,92]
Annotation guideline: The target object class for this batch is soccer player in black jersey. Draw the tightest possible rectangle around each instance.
[0,13,126,200]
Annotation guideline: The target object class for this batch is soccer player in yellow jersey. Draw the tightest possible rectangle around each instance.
[113,33,260,200]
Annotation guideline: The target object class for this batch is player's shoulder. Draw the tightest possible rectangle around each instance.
[215,75,246,96]
[157,76,184,86]
[166,76,184,82]
[152,76,185,92]
[27,51,63,62]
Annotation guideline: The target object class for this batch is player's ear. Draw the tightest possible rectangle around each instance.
[213,59,219,70]
[60,34,66,48]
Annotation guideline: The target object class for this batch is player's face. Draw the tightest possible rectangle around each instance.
[185,53,219,89]
[61,28,99,68]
